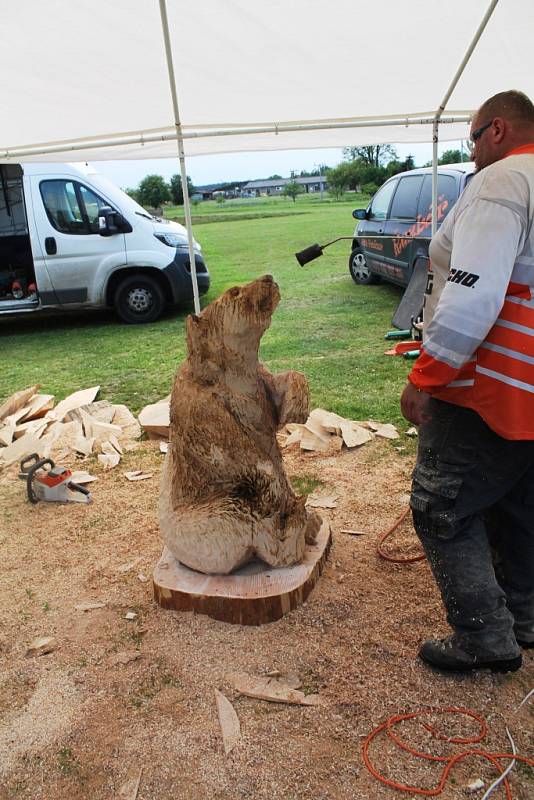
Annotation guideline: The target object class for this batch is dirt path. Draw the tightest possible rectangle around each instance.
[0,440,532,799]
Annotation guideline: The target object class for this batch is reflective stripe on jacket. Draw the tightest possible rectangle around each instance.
[409,144,534,440]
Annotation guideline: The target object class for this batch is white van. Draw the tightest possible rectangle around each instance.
[0,163,210,323]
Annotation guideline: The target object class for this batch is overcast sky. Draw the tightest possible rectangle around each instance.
[90,140,471,190]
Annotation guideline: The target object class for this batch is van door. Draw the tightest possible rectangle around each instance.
[358,178,398,278]
[29,176,127,306]
[384,174,425,284]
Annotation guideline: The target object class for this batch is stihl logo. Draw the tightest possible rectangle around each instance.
[447,269,480,288]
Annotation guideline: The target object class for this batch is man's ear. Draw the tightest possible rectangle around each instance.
[493,116,506,144]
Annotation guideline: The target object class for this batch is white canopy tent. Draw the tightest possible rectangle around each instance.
[1,0,531,310]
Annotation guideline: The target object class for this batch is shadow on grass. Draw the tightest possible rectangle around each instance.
[0,304,193,338]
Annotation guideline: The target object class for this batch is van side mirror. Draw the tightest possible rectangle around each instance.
[352,209,368,220]
[98,206,132,236]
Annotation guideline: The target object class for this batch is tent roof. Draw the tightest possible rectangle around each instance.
[1,0,531,162]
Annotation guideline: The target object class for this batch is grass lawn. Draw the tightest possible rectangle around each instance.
[0,194,413,426]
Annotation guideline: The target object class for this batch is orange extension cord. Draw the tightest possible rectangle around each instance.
[362,706,534,798]
[376,507,426,564]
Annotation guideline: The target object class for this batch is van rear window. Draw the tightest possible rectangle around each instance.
[389,176,424,220]
[417,175,458,220]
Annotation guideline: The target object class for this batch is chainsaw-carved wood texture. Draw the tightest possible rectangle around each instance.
[159,275,321,574]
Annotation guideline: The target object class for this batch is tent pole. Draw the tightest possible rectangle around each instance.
[431,120,439,237]
[431,0,499,235]
[2,114,472,160]
[158,0,200,315]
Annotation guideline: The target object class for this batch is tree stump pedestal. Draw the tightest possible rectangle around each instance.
[153,519,331,625]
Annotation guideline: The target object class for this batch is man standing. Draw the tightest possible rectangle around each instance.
[401,90,534,673]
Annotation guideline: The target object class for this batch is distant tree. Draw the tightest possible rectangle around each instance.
[125,187,140,203]
[299,165,327,177]
[326,163,352,199]
[137,175,170,208]
[282,181,304,203]
[423,148,468,167]
[385,154,416,178]
[169,174,195,205]
[343,144,398,167]
[267,174,283,180]
[439,149,466,165]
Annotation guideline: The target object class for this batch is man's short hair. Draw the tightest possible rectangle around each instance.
[478,90,534,126]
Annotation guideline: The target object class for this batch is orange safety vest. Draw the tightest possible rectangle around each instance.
[410,144,534,440]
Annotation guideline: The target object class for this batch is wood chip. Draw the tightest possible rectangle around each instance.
[280,425,305,448]
[124,471,153,481]
[300,429,332,452]
[308,408,346,435]
[0,433,42,467]
[0,385,40,422]
[84,413,122,443]
[74,601,106,612]
[227,673,323,706]
[137,573,148,583]
[26,636,57,657]
[3,405,33,428]
[98,453,121,469]
[306,489,338,509]
[0,425,15,447]
[20,394,55,422]
[340,529,367,536]
[13,418,49,440]
[108,650,141,667]
[406,427,418,437]
[118,767,143,800]
[340,420,374,448]
[159,441,169,454]
[73,433,94,456]
[68,400,115,425]
[112,404,142,440]
[367,421,399,439]
[138,400,170,439]
[466,778,485,793]
[215,689,241,755]
[117,558,143,574]
[47,387,100,422]
[124,611,137,620]
[47,421,85,458]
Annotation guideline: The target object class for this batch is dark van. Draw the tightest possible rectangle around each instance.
[349,163,475,287]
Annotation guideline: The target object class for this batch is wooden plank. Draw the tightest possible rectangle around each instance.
[138,400,170,439]
[153,519,331,625]
[20,394,55,422]
[47,387,100,422]
[0,385,40,422]
[214,690,241,754]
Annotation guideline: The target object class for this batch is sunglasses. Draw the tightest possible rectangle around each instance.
[467,119,493,152]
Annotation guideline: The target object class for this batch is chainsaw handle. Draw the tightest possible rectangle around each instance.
[20,453,49,474]
[25,457,55,504]
[68,481,92,498]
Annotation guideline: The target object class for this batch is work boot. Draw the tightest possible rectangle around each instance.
[419,636,522,673]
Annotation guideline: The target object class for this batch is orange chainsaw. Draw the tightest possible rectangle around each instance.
[20,454,92,504]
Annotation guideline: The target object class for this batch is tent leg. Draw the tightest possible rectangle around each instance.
[158,0,201,315]
[431,119,439,237]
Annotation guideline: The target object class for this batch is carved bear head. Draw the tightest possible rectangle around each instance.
[186,275,280,373]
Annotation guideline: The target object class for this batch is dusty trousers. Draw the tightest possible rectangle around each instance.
[410,398,534,656]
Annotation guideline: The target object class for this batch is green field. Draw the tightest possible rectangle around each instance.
[0,194,412,426]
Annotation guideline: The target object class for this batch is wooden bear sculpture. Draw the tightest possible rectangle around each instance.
[159,274,321,574]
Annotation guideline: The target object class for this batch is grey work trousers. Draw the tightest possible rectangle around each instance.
[410,398,534,657]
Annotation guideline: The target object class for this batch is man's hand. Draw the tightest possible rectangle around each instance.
[400,382,432,426]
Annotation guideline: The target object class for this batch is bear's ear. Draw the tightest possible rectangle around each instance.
[186,313,205,350]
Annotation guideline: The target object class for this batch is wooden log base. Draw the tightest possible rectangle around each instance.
[153,519,331,625]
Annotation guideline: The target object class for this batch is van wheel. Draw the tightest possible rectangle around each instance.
[114,275,165,324]
[349,248,380,285]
